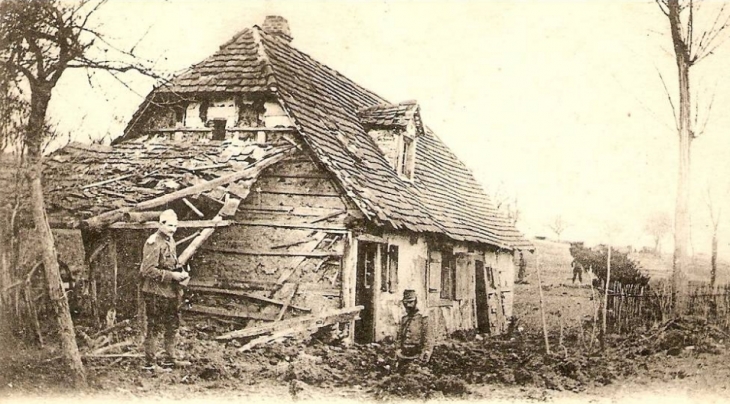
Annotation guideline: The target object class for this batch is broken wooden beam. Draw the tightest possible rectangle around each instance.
[81,174,134,190]
[216,305,363,341]
[200,247,343,257]
[188,285,311,313]
[124,211,164,223]
[178,198,240,265]
[81,147,292,229]
[108,220,232,229]
[234,220,348,232]
[182,198,204,217]
[176,230,202,246]
[184,304,275,321]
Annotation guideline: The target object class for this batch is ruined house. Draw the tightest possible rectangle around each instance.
[43,16,532,343]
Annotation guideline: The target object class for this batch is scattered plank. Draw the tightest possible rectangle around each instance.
[178,198,240,265]
[275,283,299,322]
[124,211,164,223]
[176,231,202,246]
[109,220,231,229]
[216,305,363,341]
[235,220,348,232]
[309,210,346,224]
[182,198,205,217]
[184,304,276,321]
[89,319,131,339]
[90,340,136,356]
[188,285,311,312]
[81,174,134,190]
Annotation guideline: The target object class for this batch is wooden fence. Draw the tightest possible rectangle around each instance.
[605,281,730,334]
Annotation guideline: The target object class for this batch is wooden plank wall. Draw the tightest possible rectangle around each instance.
[192,149,362,319]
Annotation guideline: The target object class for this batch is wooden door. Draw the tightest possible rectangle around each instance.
[355,242,377,343]
[474,260,490,333]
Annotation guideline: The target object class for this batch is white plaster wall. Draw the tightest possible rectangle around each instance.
[184,102,204,127]
[373,232,429,341]
[207,97,238,127]
[367,129,400,170]
[263,101,292,127]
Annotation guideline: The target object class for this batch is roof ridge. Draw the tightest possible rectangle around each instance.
[257,28,388,107]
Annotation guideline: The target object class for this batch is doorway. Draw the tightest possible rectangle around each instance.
[355,242,377,343]
[474,260,490,333]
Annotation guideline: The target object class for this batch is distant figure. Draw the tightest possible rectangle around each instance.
[139,209,190,370]
[571,259,584,284]
[395,289,433,373]
[517,251,527,283]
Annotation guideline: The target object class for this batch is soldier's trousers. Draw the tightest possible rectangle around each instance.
[143,292,181,361]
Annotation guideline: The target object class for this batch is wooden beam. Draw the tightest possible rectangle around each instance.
[178,198,240,265]
[234,220,348,232]
[81,174,134,190]
[124,211,164,223]
[108,220,231,229]
[201,247,342,257]
[182,198,204,218]
[176,230,201,246]
[82,147,292,229]
[184,304,275,321]
[172,162,231,172]
[188,285,310,312]
[216,305,363,341]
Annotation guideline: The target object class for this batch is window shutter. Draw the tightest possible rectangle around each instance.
[454,253,470,300]
[388,245,399,293]
[428,251,441,291]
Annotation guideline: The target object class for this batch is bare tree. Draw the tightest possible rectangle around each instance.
[1,0,157,386]
[644,212,672,254]
[655,0,730,312]
[547,215,568,240]
[703,183,727,289]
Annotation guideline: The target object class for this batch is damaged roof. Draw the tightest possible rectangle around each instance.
[116,23,531,250]
[43,138,287,220]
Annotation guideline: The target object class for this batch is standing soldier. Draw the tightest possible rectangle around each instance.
[139,209,190,369]
[395,289,433,373]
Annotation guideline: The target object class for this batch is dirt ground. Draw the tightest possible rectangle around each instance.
[3,239,730,403]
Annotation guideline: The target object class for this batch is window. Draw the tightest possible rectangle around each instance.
[398,135,416,179]
[440,250,456,300]
[381,245,399,293]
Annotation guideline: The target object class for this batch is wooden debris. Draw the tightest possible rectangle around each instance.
[90,319,131,339]
[178,198,240,265]
[176,230,202,246]
[216,305,363,341]
[124,211,164,223]
[188,285,311,312]
[184,303,276,321]
[275,283,299,322]
[109,220,231,230]
[81,174,134,190]
[182,197,205,217]
[235,220,348,232]
[309,210,346,224]
[90,339,136,356]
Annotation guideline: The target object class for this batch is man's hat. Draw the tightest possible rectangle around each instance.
[403,289,417,301]
[159,209,178,224]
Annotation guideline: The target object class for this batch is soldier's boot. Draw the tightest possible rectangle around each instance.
[142,335,158,370]
[161,333,190,368]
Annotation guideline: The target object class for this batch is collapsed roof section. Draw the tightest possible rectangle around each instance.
[43,137,294,228]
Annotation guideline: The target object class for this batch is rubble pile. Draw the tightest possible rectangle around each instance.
[58,316,728,399]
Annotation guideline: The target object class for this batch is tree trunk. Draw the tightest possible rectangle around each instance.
[710,230,718,289]
[25,85,87,387]
[668,0,691,315]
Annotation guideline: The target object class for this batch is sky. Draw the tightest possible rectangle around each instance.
[47,0,730,258]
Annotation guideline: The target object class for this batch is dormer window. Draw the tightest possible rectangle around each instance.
[358,100,423,181]
[398,134,416,179]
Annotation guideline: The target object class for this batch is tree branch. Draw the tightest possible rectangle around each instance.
[655,66,679,131]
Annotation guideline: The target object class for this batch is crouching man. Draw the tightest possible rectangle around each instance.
[139,209,190,370]
[395,289,433,373]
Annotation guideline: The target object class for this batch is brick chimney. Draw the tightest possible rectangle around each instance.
[262,16,292,42]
